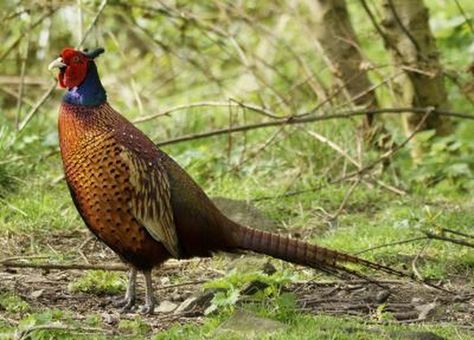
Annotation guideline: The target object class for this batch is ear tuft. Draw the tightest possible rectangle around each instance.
[83,48,105,59]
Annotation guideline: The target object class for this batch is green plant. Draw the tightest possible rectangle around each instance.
[409,132,474,191]
[119,317,151,337]
[0,292,29,314]
[68,270,126,295]
[204,268,297,315]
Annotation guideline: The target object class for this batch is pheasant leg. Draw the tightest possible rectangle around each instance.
[113,267,137,311]
[139,270,155,315]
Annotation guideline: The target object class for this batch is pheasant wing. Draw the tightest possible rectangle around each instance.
[121,149,180,258]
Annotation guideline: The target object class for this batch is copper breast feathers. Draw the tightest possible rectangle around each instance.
[58,103,180,260]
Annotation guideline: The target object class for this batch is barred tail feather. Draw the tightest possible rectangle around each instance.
[236,226,407,278]
[234,225,452,293]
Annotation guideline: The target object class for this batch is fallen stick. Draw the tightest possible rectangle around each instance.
[0,261,128,272]
[0,258,201,272]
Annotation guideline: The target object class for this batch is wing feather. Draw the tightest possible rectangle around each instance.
[121,149,180,258]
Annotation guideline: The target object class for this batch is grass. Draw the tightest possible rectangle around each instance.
[0,106,473,338]
[1,305,471,339]
[0,292,29,314]
[68,271,127,296]
[156,312,472,340]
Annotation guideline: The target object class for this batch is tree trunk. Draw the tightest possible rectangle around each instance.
[381,0,452,159]
[309,0,390,149]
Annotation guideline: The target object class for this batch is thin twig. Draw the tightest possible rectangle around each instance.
[15,19,31,130]
[155,107,472,147]
[75,235,97,263]
[0,255,50,263]
[251,183,326,202]
[223,124,287,176]
[77,0,84,43]
[354,236,429,255]
[333,110,432,183]
[442,228,474,239]
[453,0,474,34]
[331,179,360,220]
[18,323,114,340]
[0,261,128,272]
[386,0,421,53]
[305,129,360,168]
[358,0,403,59]
[0,315,18,327]
[367,178,407,196]
[303,127,405,196]
[0,9,56,64]
[411,239,430,282]
[0,86,35,106]
[107,30,144,116]
[424,231,474,249]
[0,259,200,272]
[294,279,416,286]
[156,279,207,291]
[77,0,108,48]
[17,81,56,132]
[133,100,281,124]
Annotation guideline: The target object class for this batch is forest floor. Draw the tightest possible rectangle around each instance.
[0,111,473,339]
[1,199,473,339]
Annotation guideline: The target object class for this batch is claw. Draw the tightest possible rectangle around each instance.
[108,267,156,315]
[112,267,137,312]
[139,302,155,315]
[121,303,137,314]
[113,296,136,311]
[140,270,156,315]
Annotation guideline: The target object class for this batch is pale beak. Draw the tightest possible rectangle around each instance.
[48,57,66,71]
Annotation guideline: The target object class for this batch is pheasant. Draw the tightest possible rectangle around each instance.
[49,47,411,314]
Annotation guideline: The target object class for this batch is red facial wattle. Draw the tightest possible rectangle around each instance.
[58,48,89,89]
[58,67,67,88]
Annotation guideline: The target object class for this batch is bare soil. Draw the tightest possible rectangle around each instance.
[0,230,473,334]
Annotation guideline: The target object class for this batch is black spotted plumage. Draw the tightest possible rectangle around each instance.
[53,48,419,314]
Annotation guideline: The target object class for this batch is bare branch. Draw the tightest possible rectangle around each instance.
[1,261,128,272]
[0,259,201,272]
[441,228,474,240]
[354,236,429,255]
[15,19,31,130]
[133,100,281,124]
[386,0,421,53]
[424,231,474,249]
[17,81,56,132]
[453,0,474,34]
[18,324,114,340]
[156,107,473,147]
[77,0,108,49]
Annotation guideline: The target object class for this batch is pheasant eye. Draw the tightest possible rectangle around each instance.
[72,55,80,63]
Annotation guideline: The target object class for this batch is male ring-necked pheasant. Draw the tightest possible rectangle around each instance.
[49,47,409,314]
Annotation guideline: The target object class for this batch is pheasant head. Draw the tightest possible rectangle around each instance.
[49,47,106,106]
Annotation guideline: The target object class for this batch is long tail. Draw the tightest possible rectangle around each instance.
[233,225,451,292]
[235,225,403,277]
